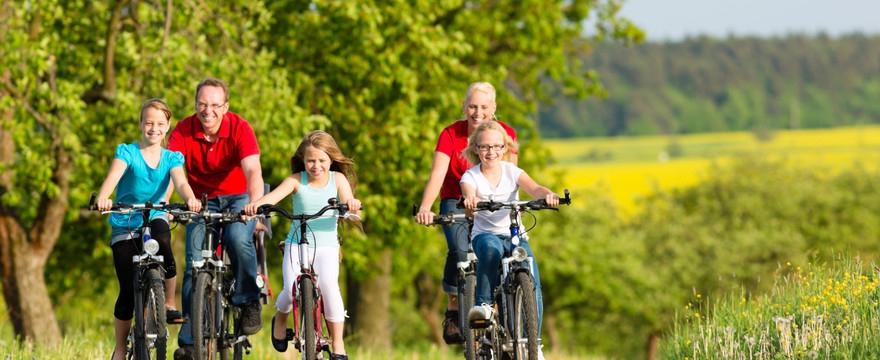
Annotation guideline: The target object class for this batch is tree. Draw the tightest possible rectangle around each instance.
[0,0,319,345]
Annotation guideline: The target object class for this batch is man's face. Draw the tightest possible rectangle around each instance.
[195,85,228,134]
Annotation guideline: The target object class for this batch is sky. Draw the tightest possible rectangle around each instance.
[619,0,880,41]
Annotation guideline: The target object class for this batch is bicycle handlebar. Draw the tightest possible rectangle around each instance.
[253,198,353,222]
[457,189,572,212]
[88,192,189,212]
[411,204,471,225]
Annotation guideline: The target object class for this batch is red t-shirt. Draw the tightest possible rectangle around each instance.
[167,112,260,198]
[435,120,518,200]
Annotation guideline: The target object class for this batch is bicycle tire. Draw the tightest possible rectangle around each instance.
[512,271,539,360]
[144,268,167,360]
[460,273,478,360]
[299,279,317,360]
[133,271,148,360]
[230,305,243,360]
[193,272,220,360]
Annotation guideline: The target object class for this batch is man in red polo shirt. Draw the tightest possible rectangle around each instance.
[169,78,265,359]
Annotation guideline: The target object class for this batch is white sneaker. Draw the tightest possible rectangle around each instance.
[467,304,494,323]
[537,347,546,360]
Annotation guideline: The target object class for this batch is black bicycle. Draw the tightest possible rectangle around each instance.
[90,194,189,360]
[173,205,266,360]
[253,198,355,360]
[413,206,478,360]
[464,190,571,360]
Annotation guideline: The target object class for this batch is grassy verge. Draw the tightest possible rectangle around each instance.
[662,259,880,358]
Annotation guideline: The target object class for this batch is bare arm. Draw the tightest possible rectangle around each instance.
[461,182,479,210]
[241,154,265,201]
[95,159,128,211]
[336,173,362,216]
[415,151,451,225]
[243,175,299,215]
[170,167,202,212]
[517,171,559,207]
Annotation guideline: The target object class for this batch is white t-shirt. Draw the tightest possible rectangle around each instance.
[460,161,523,238]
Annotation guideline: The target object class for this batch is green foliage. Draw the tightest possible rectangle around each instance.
[539,34,880,137]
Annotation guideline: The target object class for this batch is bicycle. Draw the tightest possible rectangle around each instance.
[89,193,189,360]
[464,190,571,360]
[413,206,479,360]
[253,198,355,360]
[173,204,266,360]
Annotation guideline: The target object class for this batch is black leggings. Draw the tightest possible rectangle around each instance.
[112,219,177,320]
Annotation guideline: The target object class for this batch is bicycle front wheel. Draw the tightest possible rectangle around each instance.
[193,272,220,359]
[143,268,167,360]
[299,279,317,360]
[512,271,539,360]
[460,273,478,360]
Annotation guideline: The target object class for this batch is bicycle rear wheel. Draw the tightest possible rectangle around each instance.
[459,273,478,360]
[512,271,539,360]
[299,279,317,360]
[193,272,220,359]
[143,268,167,360]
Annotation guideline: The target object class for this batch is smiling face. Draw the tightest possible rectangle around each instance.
[195,85,228,136]
[302,145,332,181]
[140,107,171,146]
[475,128,507,166]
[464,90,496,132]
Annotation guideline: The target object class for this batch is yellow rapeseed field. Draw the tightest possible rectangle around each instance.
[542,126,880,215]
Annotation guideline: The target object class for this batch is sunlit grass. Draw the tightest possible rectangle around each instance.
[543,126,880,214]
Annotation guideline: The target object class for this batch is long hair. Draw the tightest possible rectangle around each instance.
[290,130,357,190]
[463,121,517,165]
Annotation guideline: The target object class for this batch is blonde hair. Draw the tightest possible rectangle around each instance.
[290,130,357,190]
[463,121,518,165]
[461,82,497,119]
[140,98,172,124]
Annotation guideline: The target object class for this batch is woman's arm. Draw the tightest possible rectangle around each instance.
[517,171,559,207]
[95,159,128,211]
[415,151,451,224]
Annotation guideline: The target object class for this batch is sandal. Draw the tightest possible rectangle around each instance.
[166,307,186,325]
[270,315,288,352]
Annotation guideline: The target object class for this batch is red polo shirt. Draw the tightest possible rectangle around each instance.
[435,120,517,200]
[168,112,260,198]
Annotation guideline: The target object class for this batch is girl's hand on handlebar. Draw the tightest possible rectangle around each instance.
[186,197,202,212]
[346,198,362,212]
[462,195,479,211]
[415,208,435,225]
[545,193,560,208]
[97,198,113,211]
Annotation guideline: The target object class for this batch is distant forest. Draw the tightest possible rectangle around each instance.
[538,34,880,138]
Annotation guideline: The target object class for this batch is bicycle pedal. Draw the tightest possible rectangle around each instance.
[470,319,490,329]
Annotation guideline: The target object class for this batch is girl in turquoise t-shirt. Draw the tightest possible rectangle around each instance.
[244,130,361,360]
[95,98,201,360]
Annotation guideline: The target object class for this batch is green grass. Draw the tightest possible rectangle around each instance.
[662,259,880,359]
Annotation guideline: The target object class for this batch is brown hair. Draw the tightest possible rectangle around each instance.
[463,121,517,165]
[290,130,357,190]
[140,98,172,123]
[195,77,229,103]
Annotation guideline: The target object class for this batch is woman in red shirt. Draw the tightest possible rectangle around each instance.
[415,82,517,343]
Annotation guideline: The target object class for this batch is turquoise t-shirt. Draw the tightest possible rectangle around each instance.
[109,143,184,238]
[285,171,339,247]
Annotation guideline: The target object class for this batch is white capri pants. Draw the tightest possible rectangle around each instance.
[277,243,346,323]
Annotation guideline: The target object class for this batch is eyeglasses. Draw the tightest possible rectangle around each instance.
[196,102,227,111]
[477,144,506,152]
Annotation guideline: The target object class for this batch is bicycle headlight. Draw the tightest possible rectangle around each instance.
[511,246,529,262]
[144,239,160,256]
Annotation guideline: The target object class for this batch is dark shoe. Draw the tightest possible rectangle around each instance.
[270,315,288,352]
[330,353,349,360]
[173,346,194,360]
[240,301,263,335]
[166,308,186,325]
[442,310,464,344]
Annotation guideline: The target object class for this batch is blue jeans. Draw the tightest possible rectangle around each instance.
[473,233,544,333]
[440,199,470,294]
[179,193,259,346]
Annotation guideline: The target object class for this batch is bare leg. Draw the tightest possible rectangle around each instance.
[328,321,346,355]
[112,318,131,360]
[273,310,289,339]
[165,276,177,309]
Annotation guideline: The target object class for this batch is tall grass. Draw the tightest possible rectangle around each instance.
[662,259,880,359]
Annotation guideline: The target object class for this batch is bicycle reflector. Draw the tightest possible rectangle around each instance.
[144,238,160,256]
[511,247,529,262]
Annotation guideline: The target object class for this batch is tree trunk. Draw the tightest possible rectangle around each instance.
[645,331,660,360]
[544,312,560,352]
[346,248,392,350]
[414,271,444,346]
